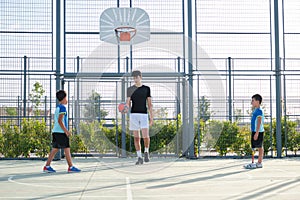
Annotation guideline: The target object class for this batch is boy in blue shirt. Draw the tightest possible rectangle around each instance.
[43,90,81,173]
[245,94,264,169]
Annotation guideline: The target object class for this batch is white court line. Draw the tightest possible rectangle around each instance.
[1,192,300,199]
[126,177,133,200]
[8,175,83,189]
[8,175,128,191]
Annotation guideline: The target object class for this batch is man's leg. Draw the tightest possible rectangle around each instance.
[133,130,141,153]
[133,130,143,164]
[142,128,150,162]
[141,128,150,150]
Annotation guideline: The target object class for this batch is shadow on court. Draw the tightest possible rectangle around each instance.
[0,157,299,200]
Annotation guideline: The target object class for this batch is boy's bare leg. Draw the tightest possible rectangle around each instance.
[258,147,264,163]
[46,148,59,166]
[64,148,73,167]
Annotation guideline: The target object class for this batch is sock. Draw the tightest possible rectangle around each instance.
[137,150,142,158]
[144,147,149,153]
[46,166,50,168]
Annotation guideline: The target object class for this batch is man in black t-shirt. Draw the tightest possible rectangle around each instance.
[125,70,153,165]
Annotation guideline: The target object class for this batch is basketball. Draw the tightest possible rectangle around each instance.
[118,103,128,113]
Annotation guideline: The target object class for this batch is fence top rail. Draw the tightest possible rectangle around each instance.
[2,57,300,63]
[63,72,186,78]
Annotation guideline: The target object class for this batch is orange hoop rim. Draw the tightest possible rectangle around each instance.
[115,26,137,42]
[114,26,136,33]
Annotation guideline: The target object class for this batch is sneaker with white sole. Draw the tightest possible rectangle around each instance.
[135,157,143,165]
[43,166,56,173]
[244,163,257,169]
[68,166,81,173]
[144,152,150,162]
[256,162,263,168]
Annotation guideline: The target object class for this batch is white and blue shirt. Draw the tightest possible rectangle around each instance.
[251,107,264,132]
[52,104,68,133]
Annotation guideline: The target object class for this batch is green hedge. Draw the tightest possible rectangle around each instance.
[202,118,300,157]
[267,118,300,156]
[0,119,50,158]
[1,117,300,158]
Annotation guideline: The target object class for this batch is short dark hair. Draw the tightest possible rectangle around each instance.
[56,90,67,102]
[131,70,142,77]
[252,94,262,104]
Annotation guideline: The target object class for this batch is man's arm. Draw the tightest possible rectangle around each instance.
[124,97,131,113]
[147,97,153,126]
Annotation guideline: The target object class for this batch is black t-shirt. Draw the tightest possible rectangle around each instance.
[127,85,151,114]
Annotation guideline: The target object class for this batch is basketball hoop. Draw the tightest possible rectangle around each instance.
[115,26,137,43]
[100,8,150,45]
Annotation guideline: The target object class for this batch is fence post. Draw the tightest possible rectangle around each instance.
[274,0,282,158]
[23,56,27,117]
[187,0,195,158]
[228,57,232,122]
[182,79,188,157]
[18,96,21,126]
[269,76,273,157]
[283,74,287,156]
[75,56,80,134]
[176,57,181,155]
[126,56,129,72]
[44,96,47,123]
[121,78,127,158]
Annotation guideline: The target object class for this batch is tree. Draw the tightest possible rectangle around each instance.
[5,107,17,116]
[273,117,300,156]
[233,108,242,122]
[153,107,168,119]
[83,91,108,121]
[215,121,239,156]
[198,96,213,122]
[29,82,45,115]
[202,120,223,151]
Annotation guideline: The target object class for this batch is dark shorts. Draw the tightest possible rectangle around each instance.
[251,131,264,148]
[52,133,70,148]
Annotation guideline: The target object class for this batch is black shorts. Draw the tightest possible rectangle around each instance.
[251,131,264,148]
[52,133,70,148]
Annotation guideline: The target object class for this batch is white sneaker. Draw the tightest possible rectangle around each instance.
[244,163,257,169]
[256,163,263,168]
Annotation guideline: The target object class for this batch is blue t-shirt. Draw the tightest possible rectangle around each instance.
[251,107,264,132]
[52,104,68,133]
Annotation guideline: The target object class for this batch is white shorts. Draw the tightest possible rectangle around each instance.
[129,113,149,130]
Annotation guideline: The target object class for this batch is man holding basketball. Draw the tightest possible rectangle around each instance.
[125,70,153,165]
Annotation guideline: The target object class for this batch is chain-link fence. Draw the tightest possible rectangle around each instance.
[1,0,300,158]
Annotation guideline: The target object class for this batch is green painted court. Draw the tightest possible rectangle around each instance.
[1,157,299,200]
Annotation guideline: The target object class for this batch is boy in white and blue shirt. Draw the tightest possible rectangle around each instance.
[245,94,265,169]
[43,90,80,173]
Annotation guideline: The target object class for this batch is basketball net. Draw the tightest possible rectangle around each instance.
[115,26,137,43]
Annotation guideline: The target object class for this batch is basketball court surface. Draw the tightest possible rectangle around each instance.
[0,157,299,199]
